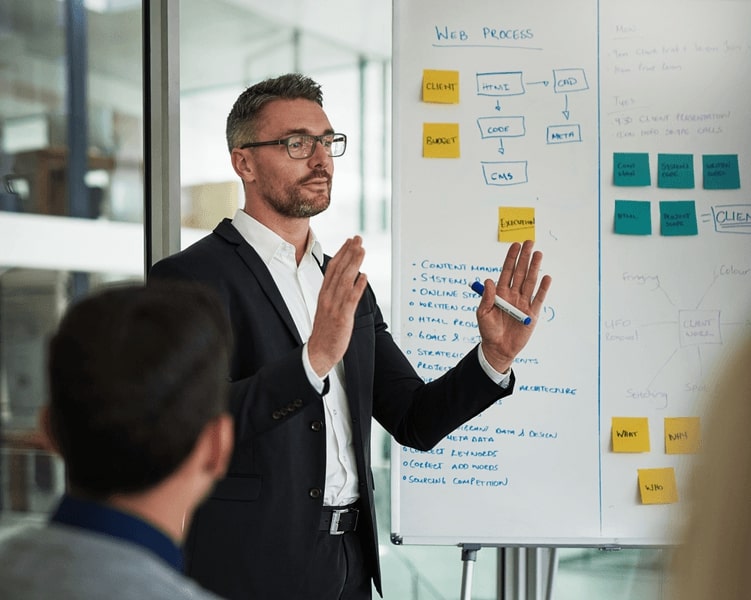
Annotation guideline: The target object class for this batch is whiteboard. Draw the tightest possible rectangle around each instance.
[390,0,751,547]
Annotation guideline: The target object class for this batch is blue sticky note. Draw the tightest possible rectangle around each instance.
[660,200,698,236]
[703,154,740,189]
[614,153,651,186]
[614,200,652,235]
[657,154,694,189]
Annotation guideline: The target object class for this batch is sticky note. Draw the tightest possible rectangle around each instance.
[638,467,678,504]
[703,154,740,189]
[612,417,650,452]
[665,417,701,454]
[614,152,651,186]
[614,200,652,235]
[423,69,460,104]
[423,123,460,158]
[498,207,535,242]
[657,154,695,189]
[659,200,698,236]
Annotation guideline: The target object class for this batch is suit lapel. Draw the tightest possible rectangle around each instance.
[214,219,303,345]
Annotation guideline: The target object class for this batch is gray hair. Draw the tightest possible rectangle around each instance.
[226,73,324,152]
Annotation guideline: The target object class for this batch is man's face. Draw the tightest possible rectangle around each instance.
[243,98,335,218]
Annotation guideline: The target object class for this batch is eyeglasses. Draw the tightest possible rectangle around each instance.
[239,133,347,159]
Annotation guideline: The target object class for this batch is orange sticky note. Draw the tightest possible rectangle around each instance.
[637,467,678,504]
[423,123,460,158]
[498,207,535,242]
[612,417,650,453]
[422,69,460,104]
[665,417,701,454]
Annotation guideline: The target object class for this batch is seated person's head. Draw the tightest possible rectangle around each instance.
[43,281,232,500]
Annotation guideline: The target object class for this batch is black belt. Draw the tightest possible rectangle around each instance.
[319,505,359,535]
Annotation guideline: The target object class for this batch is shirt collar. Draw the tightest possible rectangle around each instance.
[50,494,183,572]
[231,208,323,267]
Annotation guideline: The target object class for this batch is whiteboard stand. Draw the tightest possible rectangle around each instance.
[460,546,560,600]
[545,548,559,600]
[460,544,481,600]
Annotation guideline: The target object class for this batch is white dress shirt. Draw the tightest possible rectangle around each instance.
[231,209,511,506]
[232,210,358,506]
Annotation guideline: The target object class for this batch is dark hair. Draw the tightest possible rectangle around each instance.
[226,72,324,152]
[47,282,231,498]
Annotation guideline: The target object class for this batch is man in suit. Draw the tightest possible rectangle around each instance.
[148,72,552,600]
[0,283,234,599]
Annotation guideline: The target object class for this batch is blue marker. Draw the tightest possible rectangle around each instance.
[470,281,531,325]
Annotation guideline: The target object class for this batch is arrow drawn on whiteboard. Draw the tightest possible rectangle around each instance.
[495,99,502,111]
[497,139,505,155]
[527,80,549,87]
[549,229,558,241]
[562,94,570,120]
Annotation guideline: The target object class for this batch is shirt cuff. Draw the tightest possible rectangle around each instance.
[302,343,327,394]
[477,345,512,389]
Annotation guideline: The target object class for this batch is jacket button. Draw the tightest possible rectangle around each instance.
[309,488,322,499]
[310,421,323,432]
[293,399,303,408]
[272,410,282,420]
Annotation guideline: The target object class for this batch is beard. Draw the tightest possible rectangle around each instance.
[263,169,332,218]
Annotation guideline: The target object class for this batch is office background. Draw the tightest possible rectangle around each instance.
[0,1,667,597]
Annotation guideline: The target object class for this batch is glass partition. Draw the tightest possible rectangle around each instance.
[0,0,144,528]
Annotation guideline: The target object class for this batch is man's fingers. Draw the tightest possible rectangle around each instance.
[497,240,537,290]
[518,249,543,299]
[509,240,535,290]
[323,236,366,290]
[530,274,553,311]
[496,242,521,288]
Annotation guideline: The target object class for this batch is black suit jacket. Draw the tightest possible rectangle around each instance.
[149,219,514,599]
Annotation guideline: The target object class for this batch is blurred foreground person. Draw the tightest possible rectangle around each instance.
[668,333,751,600]
[0,282,234,599]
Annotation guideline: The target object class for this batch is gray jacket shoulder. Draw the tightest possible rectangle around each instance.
[0,522,224,600]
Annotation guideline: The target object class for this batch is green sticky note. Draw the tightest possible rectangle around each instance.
[657,153,694,189]
[614,200,652,235]
[614,152,651,186]
[703,154,740,189]
[660,200,698,236]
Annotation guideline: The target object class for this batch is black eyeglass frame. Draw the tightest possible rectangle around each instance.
[238,133,347,159]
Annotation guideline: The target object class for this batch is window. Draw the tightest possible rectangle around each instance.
[0,0,144,523]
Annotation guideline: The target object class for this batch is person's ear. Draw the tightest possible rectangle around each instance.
[37,404,59,454]
[204,413,234,480]
[230,148,255,184]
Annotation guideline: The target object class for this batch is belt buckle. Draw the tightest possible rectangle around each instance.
[329,509,347,535]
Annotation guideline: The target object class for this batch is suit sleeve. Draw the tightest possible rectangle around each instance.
[365,287,515,451]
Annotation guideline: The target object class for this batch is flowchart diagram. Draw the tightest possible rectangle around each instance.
[422,67,590,190]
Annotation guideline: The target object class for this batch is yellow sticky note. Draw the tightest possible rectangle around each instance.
[637,467,678,504]
[665,417,701,454]
[498,207,535,243]
[611,417,650,453]
[423,123,460,158]
[422,69,460,104]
